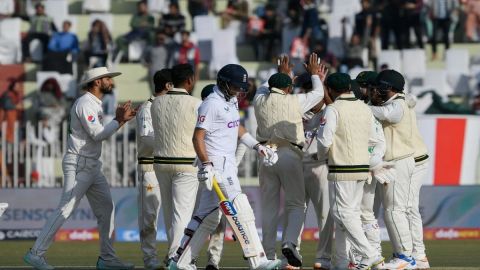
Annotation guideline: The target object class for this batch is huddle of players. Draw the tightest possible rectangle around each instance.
[136,52,430,270]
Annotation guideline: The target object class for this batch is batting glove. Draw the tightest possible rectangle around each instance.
[198,162,214,191]
[371,161,396,184]
[255,144,279,166]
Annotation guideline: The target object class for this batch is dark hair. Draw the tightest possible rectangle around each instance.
[153,68,172,93]
[137,0,147,6]
[171,64,194,87]
[169,2,179,9]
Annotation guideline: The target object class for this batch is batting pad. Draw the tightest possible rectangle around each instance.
[232,194,270,269]
[177,210,222,269]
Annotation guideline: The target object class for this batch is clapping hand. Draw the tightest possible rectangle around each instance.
[115,101,137,125]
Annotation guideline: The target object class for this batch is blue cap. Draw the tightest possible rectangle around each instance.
[217,64,249,92]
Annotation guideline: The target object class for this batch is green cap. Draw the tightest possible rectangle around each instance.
[268,73,292,89]
[325,72,351,92]
[355,71,378,85]
[375,69,405,92]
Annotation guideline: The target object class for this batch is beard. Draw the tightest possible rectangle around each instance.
[99,82,112,94]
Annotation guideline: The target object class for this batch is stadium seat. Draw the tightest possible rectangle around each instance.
[193,15,218,62]
[0,18,21,63]
[147,0,169,14]
[281,25,301,55]
[424,69,453,97]
[36,71,76,98]
[89,13,114,33]
[402,49,426,86]
[378,50,402,72]
[29,39,43,62]
[44,0,68,30]
[209,29,239,78]
[446,48,470,75]
[128,39,146,62]
[83,0,111,13]
[446,49,471,95]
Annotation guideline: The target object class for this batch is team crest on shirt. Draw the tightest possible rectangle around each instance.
[87,115,95,123]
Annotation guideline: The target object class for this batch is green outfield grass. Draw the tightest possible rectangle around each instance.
[1,240,479,269]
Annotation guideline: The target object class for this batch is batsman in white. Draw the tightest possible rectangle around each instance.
[253,53,327,268]
[299,76,334,270]
[135,68,173,270]
[316,72,384,270]
[168,64,280,270]
[151,64,201,267]
[24,67,136,270]
[369,70,417,269]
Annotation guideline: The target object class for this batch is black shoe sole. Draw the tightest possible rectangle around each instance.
[282,247,302,267]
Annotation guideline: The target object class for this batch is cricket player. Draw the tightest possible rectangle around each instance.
[355,71,384,256]
[316,72,384,270]
[136,69,173,270]
[24,67,136,270]
[301,93,334,270]
[369,70,417,269]
[169,64,280,270]
[151,64,201,266]
[253,53,327,268]
[405,94,431,269]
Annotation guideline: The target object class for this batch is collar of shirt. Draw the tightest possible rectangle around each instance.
[168,88,189,94]
[270,87,287,95]
[383,93,399,105]
[335,92,356,100]
[85,91,102,106]
[213,86,238,104]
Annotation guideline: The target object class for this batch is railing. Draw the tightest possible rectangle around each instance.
[0,120,258,188]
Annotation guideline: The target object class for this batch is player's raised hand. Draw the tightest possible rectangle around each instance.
[304,53,320,75]
[277,54,294,79]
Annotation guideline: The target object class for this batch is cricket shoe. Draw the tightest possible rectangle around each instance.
[355,255,385,270]
[145,257,163,270]
[281,242,302,267]
[205,264,219,270]
[383,254,416,270]
[96,257,135,270]
[314,258,332,270]
[415,257,430,269]
[254,258,282,270]
[280,258,300,269]
[23,250,54,270]
[167,260,197,270]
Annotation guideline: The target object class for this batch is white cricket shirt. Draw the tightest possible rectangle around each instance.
[67,92,119,159]
[196,86,239,158]
[136,96,155,158]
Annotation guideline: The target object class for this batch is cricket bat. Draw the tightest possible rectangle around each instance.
[212,177,257,257]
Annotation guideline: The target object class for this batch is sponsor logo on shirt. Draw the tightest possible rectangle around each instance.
[319,117,326,126]
[198,115,205,123]
[87,115,95,123]
[227,119,240,128]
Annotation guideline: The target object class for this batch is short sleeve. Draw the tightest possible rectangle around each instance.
[196,101,217,132]
[138,107,154,137]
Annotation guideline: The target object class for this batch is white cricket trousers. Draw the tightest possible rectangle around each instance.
[303,161,334,261]
[330,180,378,265]
[154,167,199,259]
[32,153,116,260]
[137,167,161,262]
[259,147,306,259]
[360,178,382,254]
[411,161,428,259]
[383,156,415,256]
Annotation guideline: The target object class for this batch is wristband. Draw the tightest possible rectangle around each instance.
[240,132,259,149]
